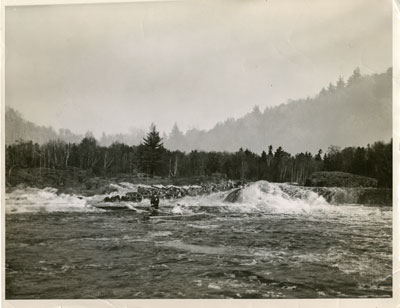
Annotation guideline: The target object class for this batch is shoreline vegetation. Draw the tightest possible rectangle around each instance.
[5,135,392,193]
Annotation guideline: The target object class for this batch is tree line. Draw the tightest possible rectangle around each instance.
[5,125,392,187]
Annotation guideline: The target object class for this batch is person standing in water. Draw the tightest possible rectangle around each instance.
[150,194,160,214]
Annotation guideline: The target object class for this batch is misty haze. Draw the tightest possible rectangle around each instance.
[6,67,392,154]
[4,0,393,301]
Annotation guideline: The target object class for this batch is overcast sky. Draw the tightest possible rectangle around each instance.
[6,0,392,137]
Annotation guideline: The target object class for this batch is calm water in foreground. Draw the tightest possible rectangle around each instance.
[5,181,392,299]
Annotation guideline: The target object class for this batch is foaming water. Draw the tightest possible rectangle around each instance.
[238,181,330,214]
[5,187,100,214]
[5,181,391,218]
[5,181,392,299]
[109,182,139,194]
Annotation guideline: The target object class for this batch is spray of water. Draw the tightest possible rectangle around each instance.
[5,187,100,214]
[5,181,389,215]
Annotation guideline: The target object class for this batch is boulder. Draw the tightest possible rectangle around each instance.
[224,188,243,203]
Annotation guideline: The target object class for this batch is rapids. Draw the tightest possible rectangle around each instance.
[5,181,392,298]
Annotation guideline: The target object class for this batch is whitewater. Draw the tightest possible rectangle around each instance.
[5,181,392,298]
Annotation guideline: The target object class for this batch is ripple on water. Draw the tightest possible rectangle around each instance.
[158,240,230,255]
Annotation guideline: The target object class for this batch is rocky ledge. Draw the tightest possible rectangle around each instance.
[103,180,247,203]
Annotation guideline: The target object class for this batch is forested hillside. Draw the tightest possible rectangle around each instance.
[6,107,59,145]
[5,107,82,145]
[164,68,392,153]
[5,107,145,147]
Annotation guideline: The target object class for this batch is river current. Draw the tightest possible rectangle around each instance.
[5,181,392,299]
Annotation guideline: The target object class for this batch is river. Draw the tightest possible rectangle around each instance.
[5,181,392,299]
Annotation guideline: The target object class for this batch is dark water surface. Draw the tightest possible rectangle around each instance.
[6,203,392,299]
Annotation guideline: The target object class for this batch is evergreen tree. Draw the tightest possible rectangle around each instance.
[347,67,361,85]
[315,149,323,161]
[167,123,185,151]
[252,105,262,116]
[140,124,164,176]
[261,150,267,161]
[336,76,345,89]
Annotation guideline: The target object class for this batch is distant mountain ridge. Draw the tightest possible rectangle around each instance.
[6,68,392,154]
[164,68,392,154]
[5,107,83,145]
[5,107,145,146]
